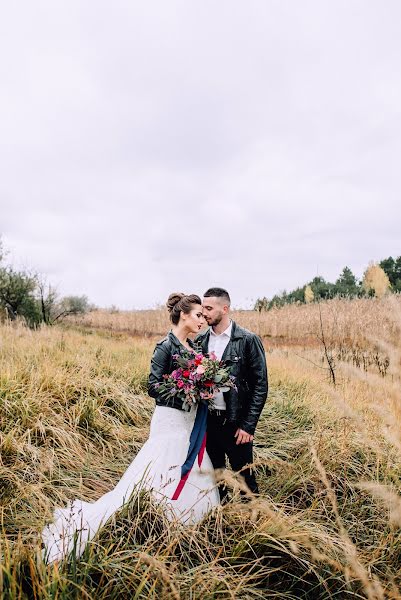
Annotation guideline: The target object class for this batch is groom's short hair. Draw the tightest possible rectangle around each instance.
[203,287,231,306]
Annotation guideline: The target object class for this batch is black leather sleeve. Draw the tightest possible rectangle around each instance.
[148,342,171,400]
[239,334,268,435]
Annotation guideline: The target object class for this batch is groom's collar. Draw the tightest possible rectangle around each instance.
[210,320,232,338]
[204,320,244,341]
[230,320,245,339]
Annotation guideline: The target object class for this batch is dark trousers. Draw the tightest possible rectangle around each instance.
[206,411,258,502]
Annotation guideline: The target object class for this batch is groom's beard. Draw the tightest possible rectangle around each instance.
[206,314,223,327]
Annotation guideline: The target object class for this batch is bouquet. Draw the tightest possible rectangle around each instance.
[154,349,236,408]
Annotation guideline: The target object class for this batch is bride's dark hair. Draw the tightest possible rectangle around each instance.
[166,293,202,325]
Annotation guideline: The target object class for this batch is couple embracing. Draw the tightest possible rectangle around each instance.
[42,288,268,563]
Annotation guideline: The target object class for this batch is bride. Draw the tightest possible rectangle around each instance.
[42,293,220,563]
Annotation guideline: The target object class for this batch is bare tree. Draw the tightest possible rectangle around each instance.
[52,295,91,323]
[317,300,336,386]
[37,279,59,324]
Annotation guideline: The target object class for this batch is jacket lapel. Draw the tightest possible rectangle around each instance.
[221,321,242,361]
[199,329,210,354]
[201,321,242,360]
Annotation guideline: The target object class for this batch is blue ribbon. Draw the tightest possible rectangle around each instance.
[181,401,208,478]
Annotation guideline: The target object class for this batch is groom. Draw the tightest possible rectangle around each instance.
[196,287,268,502]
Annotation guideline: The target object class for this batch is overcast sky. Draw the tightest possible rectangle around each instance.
[1,1,400,309]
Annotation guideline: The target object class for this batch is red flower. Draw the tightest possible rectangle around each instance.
[183,370,190,378]
[204,381,214,387]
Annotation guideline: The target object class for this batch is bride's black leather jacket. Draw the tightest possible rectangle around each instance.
[148,331,194,412]
[195,321,268,435]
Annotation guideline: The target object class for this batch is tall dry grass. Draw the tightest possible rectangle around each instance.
[1,295,401,598]
[71,295,401,347]
[71,295,401,378]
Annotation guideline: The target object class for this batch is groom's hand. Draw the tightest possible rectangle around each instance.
[235,428,254,445]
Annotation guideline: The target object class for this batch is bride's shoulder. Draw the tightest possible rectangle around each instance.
[194,329,208,343]
[154,335,169,348]
[153,332,174,353]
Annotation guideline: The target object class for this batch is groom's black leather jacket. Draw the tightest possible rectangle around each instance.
[195,321,268,435]
[148,331,193,412]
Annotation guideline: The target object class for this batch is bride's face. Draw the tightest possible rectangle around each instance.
[181,303,205,334]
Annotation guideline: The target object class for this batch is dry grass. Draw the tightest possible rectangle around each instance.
[71,295,401,377]
[71,295,401,346]
[1,294,401,598]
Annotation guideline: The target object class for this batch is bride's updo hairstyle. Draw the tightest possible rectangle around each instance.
[166,292,202,325]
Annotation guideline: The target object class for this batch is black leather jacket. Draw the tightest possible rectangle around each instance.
[195,321,268,435]
[148,331,194,412]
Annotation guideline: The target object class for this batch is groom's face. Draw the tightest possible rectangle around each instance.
[202,296,226,326]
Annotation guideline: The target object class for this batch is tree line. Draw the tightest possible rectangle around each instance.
[254,256,401,311]
[0,238,92,326]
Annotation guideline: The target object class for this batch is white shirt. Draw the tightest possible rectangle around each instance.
[207,321,232,410]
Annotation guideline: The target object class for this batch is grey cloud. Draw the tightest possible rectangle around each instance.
[1,1,400,308]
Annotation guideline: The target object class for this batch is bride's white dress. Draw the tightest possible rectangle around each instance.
[42,404,220,563]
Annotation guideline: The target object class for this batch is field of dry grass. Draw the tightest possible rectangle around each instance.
[73,295,401,377]
[74,295,401,340]
[1,295,401,598]
[72,295,401,346]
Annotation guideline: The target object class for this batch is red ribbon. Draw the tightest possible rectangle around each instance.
[171,432,207,501]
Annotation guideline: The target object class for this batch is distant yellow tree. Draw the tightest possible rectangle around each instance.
[304,285,314,303]
[362,263,391,298]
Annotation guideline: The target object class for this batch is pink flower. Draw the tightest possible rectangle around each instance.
[177,380,184,389]
[172,368,183,380]
[196,365,205,374]
[195,354,204,365]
